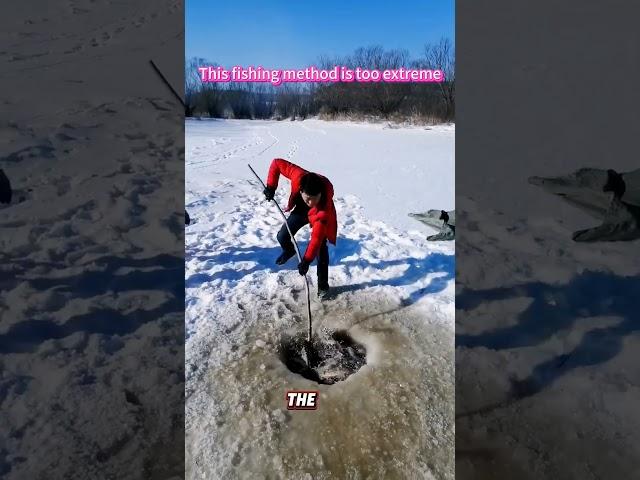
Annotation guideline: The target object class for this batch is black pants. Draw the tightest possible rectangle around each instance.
[277,211,329,289]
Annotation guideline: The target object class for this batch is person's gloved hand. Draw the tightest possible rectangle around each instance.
[263,186,275,201]
[297,259,310,276]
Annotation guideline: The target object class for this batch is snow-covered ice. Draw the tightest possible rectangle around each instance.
[185,118,455,479]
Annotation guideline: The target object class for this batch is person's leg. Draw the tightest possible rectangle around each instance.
[317,239,329,292]
[276,212,308,263]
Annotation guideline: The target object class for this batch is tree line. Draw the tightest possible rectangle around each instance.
[185,39,454,123]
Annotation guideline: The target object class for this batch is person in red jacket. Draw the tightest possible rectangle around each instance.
[263,158,337,299]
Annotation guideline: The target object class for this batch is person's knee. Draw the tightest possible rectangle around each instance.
[277,228,288,245]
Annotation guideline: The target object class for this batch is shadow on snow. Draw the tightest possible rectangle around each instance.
[0,254,183,354]
[186,236,454,307]
[456,270,640,399]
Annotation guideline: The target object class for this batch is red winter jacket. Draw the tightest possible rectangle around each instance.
[266,158,338,262]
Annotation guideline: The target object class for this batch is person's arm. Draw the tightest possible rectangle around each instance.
[298,217,327,275]
[303,213,328,262]
[266,158,307,189]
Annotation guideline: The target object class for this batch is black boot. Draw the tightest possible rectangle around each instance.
[318,286,330,300]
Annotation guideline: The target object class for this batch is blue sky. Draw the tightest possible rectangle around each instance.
[186,0,454,68]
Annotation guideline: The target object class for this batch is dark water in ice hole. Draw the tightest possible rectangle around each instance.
[279,330,367,385]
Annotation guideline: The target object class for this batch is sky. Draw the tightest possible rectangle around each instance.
[186,0,455,69]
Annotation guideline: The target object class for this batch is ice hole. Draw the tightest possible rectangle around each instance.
[279,330,367,385]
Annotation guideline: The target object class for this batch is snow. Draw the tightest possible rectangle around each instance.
[185,118,455,479]
[455,156,640,474]
[186,119,454,232]
[0,1,184,478]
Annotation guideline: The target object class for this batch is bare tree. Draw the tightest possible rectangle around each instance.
[315,46,412,118]
[185,57,212,116]
[199,83,224,118]
[422,38,455,120]
[252,84,276,119]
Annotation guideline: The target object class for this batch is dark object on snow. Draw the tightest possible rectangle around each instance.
[428,223,455,241]
[0,169,12,204]
[603,169,626,198]
[529,167,640,242]
[409,209,455,241]
[124,389,142,406]
[185,210,191,225]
